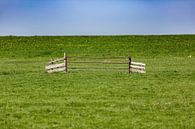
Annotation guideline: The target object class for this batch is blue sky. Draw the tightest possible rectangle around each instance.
[0,0,195,35]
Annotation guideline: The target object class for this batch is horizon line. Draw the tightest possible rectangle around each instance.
[0,34,195,37]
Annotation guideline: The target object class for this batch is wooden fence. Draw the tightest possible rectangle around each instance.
[45,53,146,73]
[45,53,67,73]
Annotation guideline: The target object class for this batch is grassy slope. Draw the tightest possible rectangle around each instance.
[0,35,195,129]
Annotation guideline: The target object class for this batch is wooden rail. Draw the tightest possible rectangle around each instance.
[47,58,64,65]
[68,56,128,59]
[45,53,67,73]
[45,52,146,73]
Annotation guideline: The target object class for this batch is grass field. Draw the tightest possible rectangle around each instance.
[0,35,195,129]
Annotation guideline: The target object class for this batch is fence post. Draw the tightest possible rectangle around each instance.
[129,56,131,73]
[64,53,67,73]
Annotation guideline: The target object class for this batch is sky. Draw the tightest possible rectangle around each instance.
[0,0,195,35]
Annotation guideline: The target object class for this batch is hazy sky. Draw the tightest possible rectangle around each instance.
[0,0,195,35]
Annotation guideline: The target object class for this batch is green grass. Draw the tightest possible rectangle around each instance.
[0,35,195,129]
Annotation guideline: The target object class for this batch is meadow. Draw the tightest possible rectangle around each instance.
[0,35,195,129]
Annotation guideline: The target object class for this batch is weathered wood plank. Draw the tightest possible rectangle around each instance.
[47,67,65,73]
[131,62,146,66]
[47,58,65,65]
[130,68,146,73]
[45,63,65,70]
[130,65,145,70]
